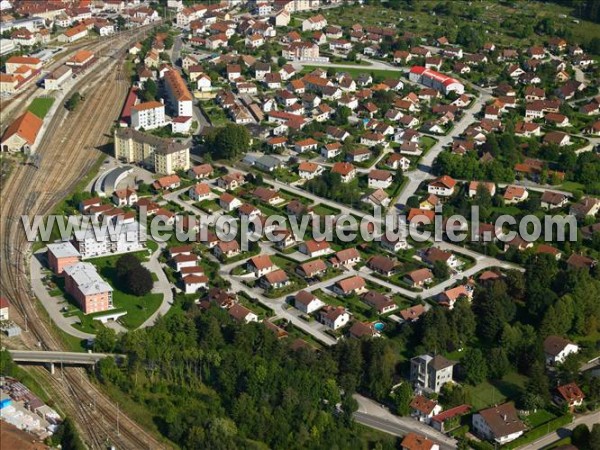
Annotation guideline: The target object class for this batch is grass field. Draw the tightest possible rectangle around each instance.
[466,372,528,410]
[28,97,55,119]
[301,65,403,82]
[87,252,164,329]
[309,2,600,48]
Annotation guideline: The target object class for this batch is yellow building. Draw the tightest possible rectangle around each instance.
[114,128,190,175]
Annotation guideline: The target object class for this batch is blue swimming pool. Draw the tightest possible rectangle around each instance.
[374,322,385,332]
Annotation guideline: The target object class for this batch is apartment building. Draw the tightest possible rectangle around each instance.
[47,241,81,275]
[73,221,146,258]
[114,128,190,175]
[64,262,113,314]
[163,69,193,117]
[131,101,166,130]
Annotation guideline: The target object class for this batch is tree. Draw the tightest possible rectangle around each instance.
[391,383,413,416]
[94,327,117,352]
[60,417,87,450]
[523,362,551,409]
[589,424,600,450]
[487,347,511,379]
[115,254,154,296]
[462,348,488,385]
[206,124,250,160]
[127,265,154,296]
[571,424,591,449]
[65,92,82,111]
[141,79,158,102]
[432,260,450,279]
[117,254,141,279]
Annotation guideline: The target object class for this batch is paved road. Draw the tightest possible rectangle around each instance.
[517,411,600,450]
[354,394,457,449]
[139,242,174,328]
[393,89,491,210]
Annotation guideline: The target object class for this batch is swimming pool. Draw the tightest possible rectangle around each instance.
[374,322,385,332]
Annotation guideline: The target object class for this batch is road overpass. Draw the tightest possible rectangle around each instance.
[8,350,120,373]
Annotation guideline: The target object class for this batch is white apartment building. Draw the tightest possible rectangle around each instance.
[73,221,146,258]
[131,101,166,130]
[163,69,193,117]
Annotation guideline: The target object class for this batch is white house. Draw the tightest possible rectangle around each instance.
[182,274,208,294]
[428,175,456,197]
[294,290,325,314]
[368,170,393,189]
[544,336,580,366]
[472,403,525,445]
[410,395,442,424]
[319,306,350,330]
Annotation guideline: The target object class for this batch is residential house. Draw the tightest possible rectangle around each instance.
[228,304,259,324]
[295,290,325,314]
[333,276,367,296]
[247,254,275,278]
[331,162,357,183]
[404,268,434,288]
[401,433,439,450]
[468,181,496,198]
[410,354,456,393]
[472,403,526,445]
[368,170,393,189]
[428,175,456,197]
[410,395,442,424]
[543,335,580,365]
[219,193,242,212]
[555,383,585,411]
[361,290,397,314]
[319,305,350,330]
[296,259,328,279]
[540,191,568,209]
[330,248,361,268]
[260,269,290,290]
[213,240,241,260]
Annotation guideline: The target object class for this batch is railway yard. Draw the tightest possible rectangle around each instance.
[1,24,169,450]
[1,1,599,449]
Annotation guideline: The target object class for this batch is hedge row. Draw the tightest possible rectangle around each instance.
[503,414,573,449]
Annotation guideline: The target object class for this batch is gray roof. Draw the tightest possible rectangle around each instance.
[256,155,282,169]
[115,128,190,155]
[430,354,456,371]
[47,241,81,259]
[64,262,113,296]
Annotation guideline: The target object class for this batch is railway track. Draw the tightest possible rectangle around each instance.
[1,22,157,125]
[0,25,169,449]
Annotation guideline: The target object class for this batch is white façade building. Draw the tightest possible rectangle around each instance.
[131,101,166,130]
[73,221,146,258]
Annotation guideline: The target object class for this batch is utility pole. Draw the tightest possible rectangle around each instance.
[116,402,120,436]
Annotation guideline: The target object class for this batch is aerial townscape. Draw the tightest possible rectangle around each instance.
[1,0,600,449]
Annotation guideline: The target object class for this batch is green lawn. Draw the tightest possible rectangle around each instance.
[466,372,528,410]
[525,409,557,428]
[300,65,402,82]
[313,204,341,216]
[28,97,55,119]
[87,252,164,330]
